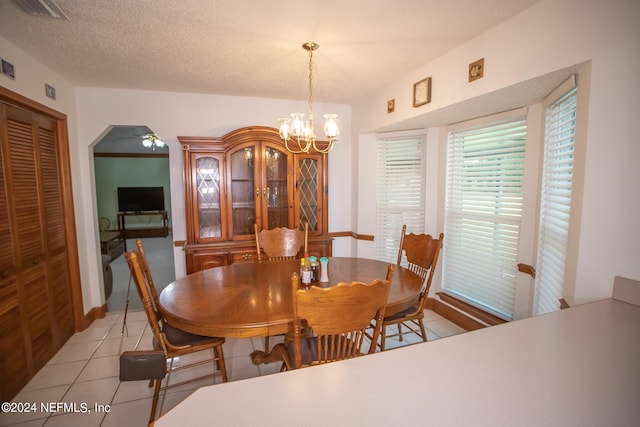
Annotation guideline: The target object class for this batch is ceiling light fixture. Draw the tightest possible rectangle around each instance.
[141,132,165,150]
[278,42,339,154]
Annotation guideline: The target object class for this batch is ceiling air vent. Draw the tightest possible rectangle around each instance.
[13,0,69,19]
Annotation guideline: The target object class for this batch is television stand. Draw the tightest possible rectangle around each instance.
[117,211,169,239]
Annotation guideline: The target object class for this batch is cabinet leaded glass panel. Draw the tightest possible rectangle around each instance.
[298,158,319,232]
[196,157,221,239]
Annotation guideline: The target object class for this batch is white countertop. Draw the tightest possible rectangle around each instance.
[156,298,640,426]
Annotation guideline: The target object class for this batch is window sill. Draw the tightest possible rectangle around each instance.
[433,292,508,328]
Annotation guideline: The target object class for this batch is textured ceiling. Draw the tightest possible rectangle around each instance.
[0,0,540,104]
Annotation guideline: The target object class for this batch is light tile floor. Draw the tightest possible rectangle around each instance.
[0,309,465,427]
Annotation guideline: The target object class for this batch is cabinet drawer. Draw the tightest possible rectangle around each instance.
[191,253,228,272]
[230,251,259,264]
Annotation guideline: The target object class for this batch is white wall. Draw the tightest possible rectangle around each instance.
[352,0,640,304]
[0,36,75,113]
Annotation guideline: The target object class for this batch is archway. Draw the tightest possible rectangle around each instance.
[92,125,174,312]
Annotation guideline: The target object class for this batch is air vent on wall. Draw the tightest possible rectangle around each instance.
[13,0,68,19]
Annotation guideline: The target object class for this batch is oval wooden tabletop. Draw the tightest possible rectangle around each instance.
[159,257,423,338]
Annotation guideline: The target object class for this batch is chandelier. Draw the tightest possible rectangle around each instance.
[278,42,339,154]
[141,132,165,150]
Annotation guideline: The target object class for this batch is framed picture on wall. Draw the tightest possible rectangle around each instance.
[413,77,431,107]
[1,58,15,79]
[45,83,56,99]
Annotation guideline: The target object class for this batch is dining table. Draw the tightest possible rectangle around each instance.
[158,257,423,339]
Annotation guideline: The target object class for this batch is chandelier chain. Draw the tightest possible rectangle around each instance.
[308,46,314,118]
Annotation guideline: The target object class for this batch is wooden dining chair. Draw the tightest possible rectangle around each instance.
[277,265,393,370]
[254,222,307,261]
[254,222,308,351]
[134,239,162,313]
[377,225,443,351]
[125,251,228,424]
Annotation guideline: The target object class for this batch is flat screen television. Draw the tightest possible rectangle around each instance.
[117,187,165,212]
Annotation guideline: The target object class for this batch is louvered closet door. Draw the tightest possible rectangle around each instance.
[0,104,74,397]
[36,114,74,340]
[0,104,29,401]
[6,105,55,373]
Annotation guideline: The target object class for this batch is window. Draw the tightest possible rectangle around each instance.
[442,111,527,320]
[533,78,578,315]
[375,136,426,264]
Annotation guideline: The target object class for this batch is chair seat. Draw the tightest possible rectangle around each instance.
[384,304,423,321]
[156,322,225,349]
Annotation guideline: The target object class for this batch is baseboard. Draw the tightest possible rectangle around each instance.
[437,292,508,328]
[81,304,108,331]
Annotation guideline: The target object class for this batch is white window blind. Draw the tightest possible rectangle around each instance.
[375,137,426,264]
[533,79,578,315]
[443,114,527,320]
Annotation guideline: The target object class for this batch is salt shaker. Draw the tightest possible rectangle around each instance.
[300,258,311,287]
[319,257,329,282]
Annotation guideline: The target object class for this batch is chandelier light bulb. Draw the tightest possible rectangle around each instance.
[278,118,291,140]
[323,114,339,138]
[290,113,305,137]
[303,122,315,141]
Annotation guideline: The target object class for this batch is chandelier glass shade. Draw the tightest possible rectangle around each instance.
[141,132,165,150]
[278,42,339,154]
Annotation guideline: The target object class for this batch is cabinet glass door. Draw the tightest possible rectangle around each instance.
[230,147,256,236]
[196,156,222,239]
[297,156,320,233]
[265,146,289,229]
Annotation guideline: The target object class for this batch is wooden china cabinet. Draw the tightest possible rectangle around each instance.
[179,126,332,273]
